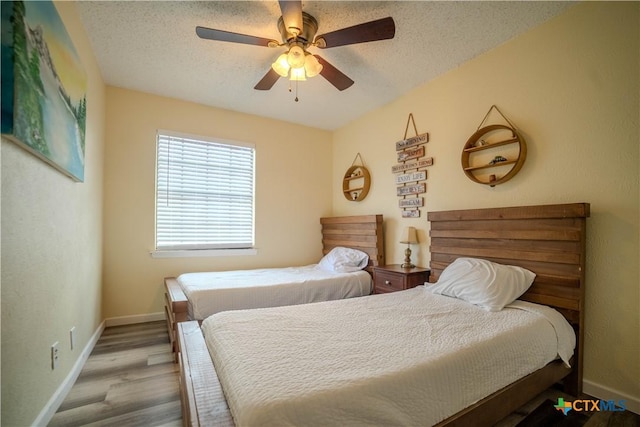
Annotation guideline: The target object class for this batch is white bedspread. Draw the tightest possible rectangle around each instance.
[178,265,371,320]
[202,286,575,427]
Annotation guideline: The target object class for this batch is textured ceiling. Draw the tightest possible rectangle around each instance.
[76,1,573,130]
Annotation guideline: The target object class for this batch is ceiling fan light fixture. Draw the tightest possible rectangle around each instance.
[286,45,306,68]
[304,54,323,78]
[272,53,290,77]
[290,67,307,81]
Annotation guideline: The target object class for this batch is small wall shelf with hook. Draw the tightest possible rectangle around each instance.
[461,106,527,187]
[343,154,371,201]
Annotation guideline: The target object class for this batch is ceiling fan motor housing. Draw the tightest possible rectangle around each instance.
[277,11,318,47]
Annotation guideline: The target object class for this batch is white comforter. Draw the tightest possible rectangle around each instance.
[202,286,575,427]
[178,265,372,320]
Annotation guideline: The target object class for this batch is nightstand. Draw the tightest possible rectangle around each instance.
[372,265,431,294]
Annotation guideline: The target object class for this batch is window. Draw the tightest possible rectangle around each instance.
[155,130,255,252]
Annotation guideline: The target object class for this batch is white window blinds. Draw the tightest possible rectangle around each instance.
[155,131,255,251]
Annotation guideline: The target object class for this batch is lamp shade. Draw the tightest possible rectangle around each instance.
[289,67,307,81]
[399,226,418,244]
[286,45,306,68]
[304,54,323,77]
[271,53,290,77]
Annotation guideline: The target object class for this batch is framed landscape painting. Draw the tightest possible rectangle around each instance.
[1,0,87,181]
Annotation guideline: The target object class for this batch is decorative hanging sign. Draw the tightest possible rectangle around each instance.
[396,133,429,151]
[397,183,426,196]
[395,170,427,185]
[397,146,425,162]
[401,209,420,218]
[392,158,433,173]
[399,197,424,208]
[392,113,433,218]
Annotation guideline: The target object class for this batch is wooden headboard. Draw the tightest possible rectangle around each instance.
[428,203,589,395]
[320,215,384,268]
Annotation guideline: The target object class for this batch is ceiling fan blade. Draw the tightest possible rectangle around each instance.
[196,26,277,47]
[278,1,303,35]
[314,55,354,91]
[254,68,281,90]
[315,17,395,48]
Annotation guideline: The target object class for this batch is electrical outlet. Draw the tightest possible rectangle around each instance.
[70,327,76,351]
[51,342,59,370]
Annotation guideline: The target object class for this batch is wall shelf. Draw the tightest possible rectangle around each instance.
[342,166,371,201]
[461,124,527,187]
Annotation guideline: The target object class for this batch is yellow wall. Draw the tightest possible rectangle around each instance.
[1,2,106,425]
[333,2,639,405]
[3,2,638,423]
[102,87,333,318]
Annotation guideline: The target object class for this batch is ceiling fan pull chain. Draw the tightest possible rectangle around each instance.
[295,79,299,102]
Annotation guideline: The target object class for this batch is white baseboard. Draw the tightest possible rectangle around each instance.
[583,379,640,414]
[104,311,165,327]
[32,320,105,426]
[33,313,166,425]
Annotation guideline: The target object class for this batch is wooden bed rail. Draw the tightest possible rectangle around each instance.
[164,277,188,357]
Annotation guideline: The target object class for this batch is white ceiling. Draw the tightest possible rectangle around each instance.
[76,1,573,130]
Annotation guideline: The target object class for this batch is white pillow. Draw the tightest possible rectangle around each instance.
[426,257,535,311]
[317,247,370,273]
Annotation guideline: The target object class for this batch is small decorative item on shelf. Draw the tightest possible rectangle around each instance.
[461,105,527,187]
[343,153,371,202]
[488,155,507,165]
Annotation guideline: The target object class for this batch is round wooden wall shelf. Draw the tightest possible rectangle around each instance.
[461,124,527,187]
[343,165,371,201]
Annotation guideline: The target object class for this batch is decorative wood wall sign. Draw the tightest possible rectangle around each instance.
[397,146,424,162]
[343,153,371,201]
[397,183,426,196]
[461,105,527,187]
[392,114,433,218]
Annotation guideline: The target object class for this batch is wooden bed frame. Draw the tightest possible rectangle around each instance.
[177,203,589,426]
[164,214,384,357]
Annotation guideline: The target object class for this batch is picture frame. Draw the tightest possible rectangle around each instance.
[1,0,87,182]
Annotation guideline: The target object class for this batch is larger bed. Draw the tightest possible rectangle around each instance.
[177,203,590,426]
[164,214,384,355]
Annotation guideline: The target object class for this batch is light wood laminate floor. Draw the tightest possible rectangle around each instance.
[50,321,181,427]
[50,321,638,427]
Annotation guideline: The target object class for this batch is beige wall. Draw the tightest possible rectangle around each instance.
[102,87,332,318]
[333,2,639,405]
[1,2,106,425]
[2,1,637,423]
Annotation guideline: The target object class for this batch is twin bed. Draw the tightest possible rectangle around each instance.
[174,203,590,426]
[164,214,384,355]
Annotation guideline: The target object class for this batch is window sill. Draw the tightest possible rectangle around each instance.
[150,248,258,258]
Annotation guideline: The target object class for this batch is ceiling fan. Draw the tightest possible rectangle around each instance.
[196,1,395,91]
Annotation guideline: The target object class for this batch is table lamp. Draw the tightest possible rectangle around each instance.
[400,226,418,268]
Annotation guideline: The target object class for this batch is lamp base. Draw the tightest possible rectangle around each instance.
[401,247,414,269]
